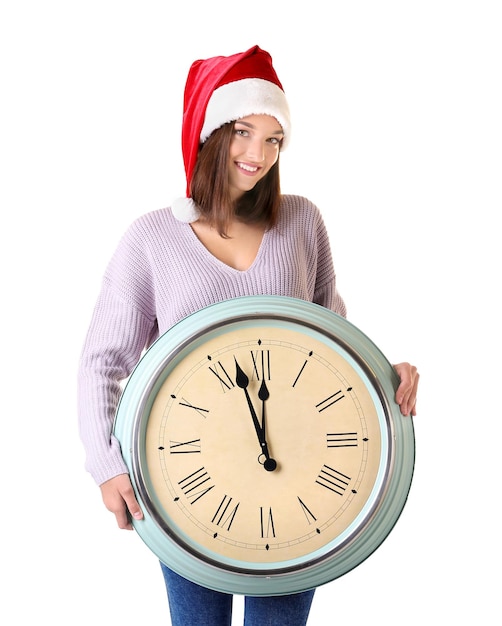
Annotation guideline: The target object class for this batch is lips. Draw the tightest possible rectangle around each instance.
[236,161,260,173]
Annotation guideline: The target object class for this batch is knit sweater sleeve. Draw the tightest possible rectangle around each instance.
[302,197,347,318]
[77,221,158,485]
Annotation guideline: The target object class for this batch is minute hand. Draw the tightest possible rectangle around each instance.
[234,359,277,472]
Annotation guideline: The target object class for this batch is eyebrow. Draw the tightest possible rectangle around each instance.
[234,120,284,135]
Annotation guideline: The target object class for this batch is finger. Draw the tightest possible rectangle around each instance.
[120,485,144,524]
[396,371,419,416]
[409,372,420,416]
[115,504,134,530]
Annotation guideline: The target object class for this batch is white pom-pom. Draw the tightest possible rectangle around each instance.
[171,197,201,223]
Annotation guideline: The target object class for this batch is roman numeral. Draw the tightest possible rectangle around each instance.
[211,495,240,531]
[316,390,345,412]
[178,467,214,504]
[292,351,313,387]
[207,358,235,391]
[260,507,276,538]
[177,397,209,417]
[169,438,201,454]
[297,497,318,525]
[251,347,271,381]
[326,432,358,448]
[316,465,351,496]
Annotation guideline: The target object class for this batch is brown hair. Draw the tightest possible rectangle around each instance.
[190,122,282,237]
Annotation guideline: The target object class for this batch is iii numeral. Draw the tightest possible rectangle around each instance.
[326,432,358,448]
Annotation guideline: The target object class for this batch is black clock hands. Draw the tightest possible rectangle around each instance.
[235,359,277,472]
[258,377,269,443]
[258,378,277,471]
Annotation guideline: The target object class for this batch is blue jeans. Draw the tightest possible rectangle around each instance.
[160,563,315,625]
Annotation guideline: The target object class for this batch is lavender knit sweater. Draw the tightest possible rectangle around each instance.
[78,194,347,485]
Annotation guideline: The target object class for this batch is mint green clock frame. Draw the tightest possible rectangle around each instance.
[113,296,415,596]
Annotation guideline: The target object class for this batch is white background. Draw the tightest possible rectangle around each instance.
[1,1,500,624]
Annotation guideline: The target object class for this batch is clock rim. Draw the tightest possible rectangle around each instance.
[113,295,415,596]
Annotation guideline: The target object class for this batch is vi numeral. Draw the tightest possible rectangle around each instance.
[260,506,276,539]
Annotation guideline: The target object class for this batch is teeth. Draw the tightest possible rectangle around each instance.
[237,162,258,172]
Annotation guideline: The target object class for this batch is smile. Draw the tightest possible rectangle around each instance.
[236,162,259,173]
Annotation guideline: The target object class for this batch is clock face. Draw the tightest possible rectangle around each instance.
[115,297,415,595]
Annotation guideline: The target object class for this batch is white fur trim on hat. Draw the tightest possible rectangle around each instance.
[200,78,291,148]
[171,197,201,223]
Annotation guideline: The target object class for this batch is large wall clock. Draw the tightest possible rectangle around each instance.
[113,295,415,596]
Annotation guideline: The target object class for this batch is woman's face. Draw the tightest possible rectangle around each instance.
[228,114,284,201]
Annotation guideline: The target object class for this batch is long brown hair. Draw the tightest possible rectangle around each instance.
[190,122,282,237]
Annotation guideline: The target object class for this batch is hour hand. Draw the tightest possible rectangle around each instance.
[235,359,277,472]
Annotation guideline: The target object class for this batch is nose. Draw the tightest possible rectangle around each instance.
[245,137,266,162]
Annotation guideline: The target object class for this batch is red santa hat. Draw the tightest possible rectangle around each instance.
[172,45,291,222]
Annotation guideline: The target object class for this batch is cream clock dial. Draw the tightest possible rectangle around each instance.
[114,296,415,595]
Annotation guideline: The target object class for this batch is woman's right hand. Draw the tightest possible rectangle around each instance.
[100,473,144,530]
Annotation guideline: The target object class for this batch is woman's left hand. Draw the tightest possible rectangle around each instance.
[393,362,419,416]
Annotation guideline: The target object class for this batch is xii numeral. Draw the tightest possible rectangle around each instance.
[251,347,271,381]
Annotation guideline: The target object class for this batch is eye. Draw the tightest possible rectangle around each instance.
[267,136,282,145]
[234,128,249,137]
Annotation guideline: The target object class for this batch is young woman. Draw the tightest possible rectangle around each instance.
[78,45,419,626]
